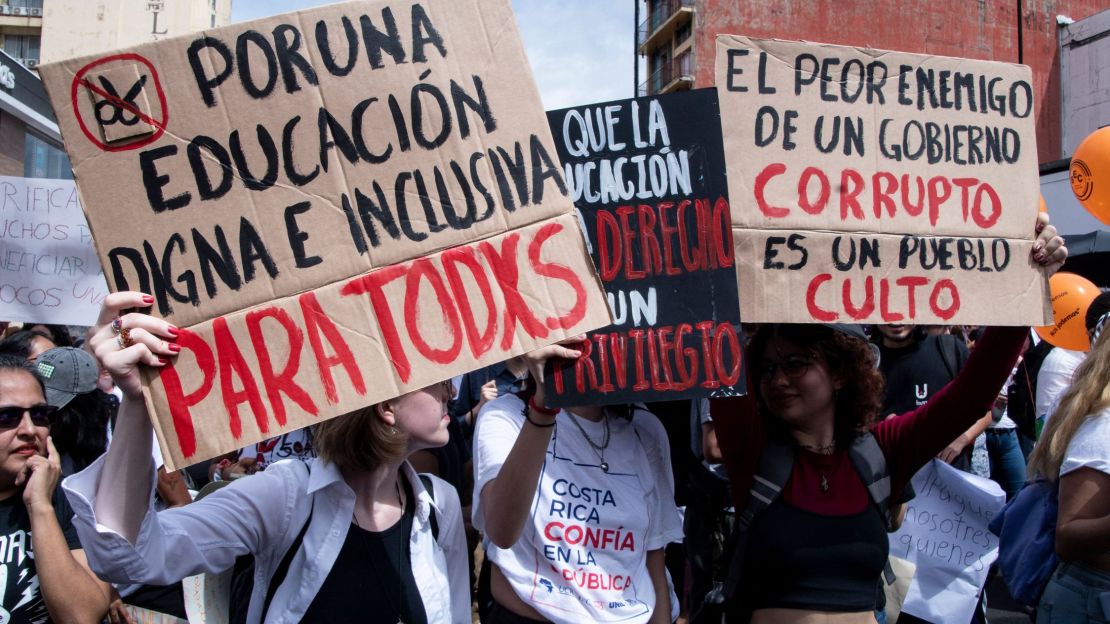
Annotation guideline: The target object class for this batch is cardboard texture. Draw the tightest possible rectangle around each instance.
[716,36,1052,324]
[544,90,745,406]
[39,0,610,469]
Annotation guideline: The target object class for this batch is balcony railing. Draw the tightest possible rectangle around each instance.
[637,0,694,48]
[638,50,694,96]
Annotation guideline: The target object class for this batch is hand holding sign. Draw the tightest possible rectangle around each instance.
[87,291,178,397]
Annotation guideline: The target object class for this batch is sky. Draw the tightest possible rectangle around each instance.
[229,0,637,110]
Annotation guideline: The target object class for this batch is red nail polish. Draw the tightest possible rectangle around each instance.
[158,358,169,366]
[142,295,154,304]
[166,327,180,337]
[168,343,181,353]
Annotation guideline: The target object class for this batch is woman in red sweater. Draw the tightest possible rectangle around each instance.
[710,215,1067,624]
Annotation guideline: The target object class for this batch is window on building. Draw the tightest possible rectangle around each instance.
[3,35,41,64]
[24,133,73,180]
[676,22,691,46]
[8,0,44,9]
[650,47,669,93]
[650,0,668,30]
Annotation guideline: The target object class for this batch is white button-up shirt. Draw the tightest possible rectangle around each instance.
[63,456,471,623]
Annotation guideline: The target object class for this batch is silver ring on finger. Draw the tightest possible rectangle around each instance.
[111,317,123,335]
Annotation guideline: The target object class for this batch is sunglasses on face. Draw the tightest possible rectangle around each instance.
[757,355,814,383]
[0,405,56,429]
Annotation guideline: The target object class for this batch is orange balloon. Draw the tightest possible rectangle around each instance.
[1038,194,1047,214]
[1035,272,1100,351]
[1071,127,1110,226]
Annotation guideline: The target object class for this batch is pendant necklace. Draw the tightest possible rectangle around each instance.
[567,411,612,472]
[801,441,836,493]
[353,481,408,624]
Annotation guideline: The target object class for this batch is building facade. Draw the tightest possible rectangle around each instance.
[0,0,44,70]
[0,0,232,73]
[40,0,232,64]
[0,0,233,184]
[0,48,66,178]
[637,0,1107,163]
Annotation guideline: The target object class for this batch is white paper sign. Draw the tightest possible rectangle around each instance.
[0,176,107,325]
[182,571,230,624]
[889,459,1006,623]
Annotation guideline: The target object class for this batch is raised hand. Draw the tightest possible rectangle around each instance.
[86,292,180,397]
[1032,212,1067,277]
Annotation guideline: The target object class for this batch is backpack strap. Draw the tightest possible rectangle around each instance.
[260,488,314,621]
[847,433,897,585]
[419,473,439,541]
[721,437,794,600]
[848,433,893,530]
[936,334,960,381]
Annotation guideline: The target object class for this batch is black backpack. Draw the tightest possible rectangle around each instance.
[693,432,898,623]
[229,471,439,624]
[1007,340,1055,441]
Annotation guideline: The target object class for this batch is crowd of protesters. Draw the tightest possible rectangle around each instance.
[0,215,1106,624]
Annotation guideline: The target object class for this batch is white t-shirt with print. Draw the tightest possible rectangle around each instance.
[235,427,316,471]
[1061,407,1110,478]
[473,394,683,623]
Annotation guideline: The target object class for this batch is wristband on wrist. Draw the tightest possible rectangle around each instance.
[524,395,558,427]
[528,394,559,417]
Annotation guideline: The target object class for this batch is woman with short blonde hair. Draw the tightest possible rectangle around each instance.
[314,403,409,473]
[60,293,471,624]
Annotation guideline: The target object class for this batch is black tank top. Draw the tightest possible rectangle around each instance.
[300,478,428,624]
[741,497,889,612]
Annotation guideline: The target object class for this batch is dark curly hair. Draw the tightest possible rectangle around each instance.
[748,324,885,447]
[0,330,55,359]
[50,389,115,475]
[26,324,74,348]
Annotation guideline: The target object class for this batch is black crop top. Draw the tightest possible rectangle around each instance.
[300,478,428,624]
[741,497,889,612]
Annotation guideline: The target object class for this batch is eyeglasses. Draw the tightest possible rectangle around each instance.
[757,355,814,383]
[425,380,454,398]
[0,405,56,429]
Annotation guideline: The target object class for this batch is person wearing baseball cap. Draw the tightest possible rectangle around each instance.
[35,348,112,477]
[0,353,111,622]
[36,347,98,411]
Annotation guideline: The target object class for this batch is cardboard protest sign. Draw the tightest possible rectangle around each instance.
[0,176,108,325]
[544,90,744,406]
[716,36,1052,325]
[39,0,610,469]
[889,460,1005,623]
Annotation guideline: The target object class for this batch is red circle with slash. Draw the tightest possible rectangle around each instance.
[70,52,169,152]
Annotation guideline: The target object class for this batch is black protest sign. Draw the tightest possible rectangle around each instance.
[544,89,745,406]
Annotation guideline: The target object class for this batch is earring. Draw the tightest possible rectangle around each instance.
[389,426,398,435]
